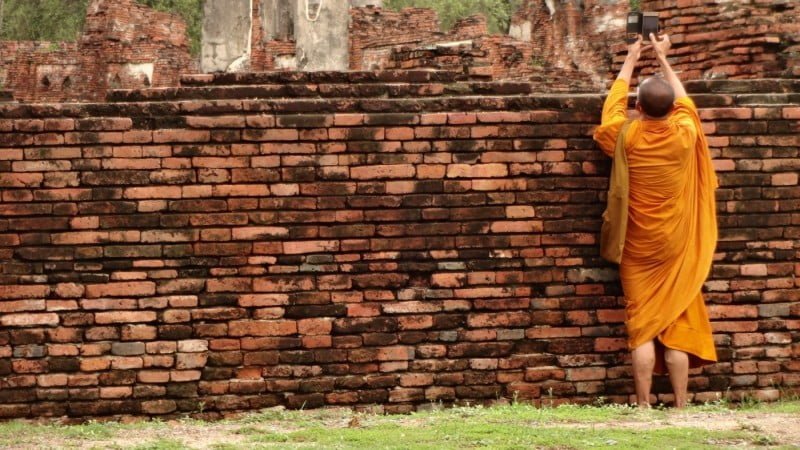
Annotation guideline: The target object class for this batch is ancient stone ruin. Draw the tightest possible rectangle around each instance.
[2,0,799,103]
[0,0,194,103]
[0,0,798,421]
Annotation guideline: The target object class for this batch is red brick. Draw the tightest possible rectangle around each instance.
[431,273,466,288]
[175,353,207,369]
[385,127,414,140]
[343,303,379,317]
[95,311,157,324]
[772,173,798,186]
[351,165,415,180]
[12,360,48,374]
[526,327,581,338]
[699,108,752,120]
[153,129,210,143]
[0,298,45,313]
[446,164,507,178]
[377,346,414,361]
[141,400,177,414]
[0,173,44,188]
[783,107,800,119]
[85,282,155,298]
[124,186,181,199]
[228,320,297,336]
[708,305,758,320]
[80,358,111,372]
[1,313,59,327]
[566,367,606,381]
[283,240,339,255]
[298,318,333,335]
[594,337,627,352]
[186,115,245,128]
[468,312,530,327]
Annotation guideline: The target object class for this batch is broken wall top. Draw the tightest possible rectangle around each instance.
[612,0,800,81]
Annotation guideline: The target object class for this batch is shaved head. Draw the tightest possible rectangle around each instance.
[638,77,675,118]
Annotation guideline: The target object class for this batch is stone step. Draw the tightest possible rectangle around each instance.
[4,90,796,121]
[106,81,800,109]
[107,82,539,102]
[179,70,464,87]
[110,76,800,104]
[685,78,800,94]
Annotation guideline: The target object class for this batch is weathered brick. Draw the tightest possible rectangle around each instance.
[1,313,59,327]
[0,285,50,299]
[229,320,297,337]
[95,311,157,324]
[111,342,146,356]
[84,282,156,298]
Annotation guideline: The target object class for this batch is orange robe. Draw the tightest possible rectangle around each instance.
[594,79,718,374]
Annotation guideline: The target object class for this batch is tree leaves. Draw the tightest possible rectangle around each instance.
[0,0,202,55]
[0,0,90,42]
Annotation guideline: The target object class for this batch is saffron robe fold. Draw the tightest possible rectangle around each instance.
[594,79,718,374]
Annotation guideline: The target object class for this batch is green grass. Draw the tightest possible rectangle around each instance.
[738,400,800,414]
[0,418,165,448]
[129,438,189,450]
[0,400,797,449]
[279,423,755,449]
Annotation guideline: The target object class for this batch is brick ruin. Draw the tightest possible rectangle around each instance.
[206,0,800,89]
[2,0,800,102]
[0,72,799,419]
[611,0,800,82]
[0,0,193,103]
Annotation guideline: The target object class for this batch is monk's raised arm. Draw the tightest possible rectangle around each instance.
[593,36,647,156]
[651,33,687,99]
[593,81,628,157]
[651,33,697,131]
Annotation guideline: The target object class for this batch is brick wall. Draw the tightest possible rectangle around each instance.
[611,0,800,81]
[0,72,799,420]
[249,0,300,71]
[5,0,799,102]
[349,6,442,71]
[353,7,600,90]
[0,0,193,103]
[510,0,627,85]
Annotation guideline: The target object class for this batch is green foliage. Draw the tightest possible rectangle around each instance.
[630,0,641,10]
[0,0,90,41]
[129,438,189,450]
[383,0,522,34]
[0,0,202,55]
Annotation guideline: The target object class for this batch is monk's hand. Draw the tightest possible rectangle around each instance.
[626,35,645,61]
[651,33,671,60]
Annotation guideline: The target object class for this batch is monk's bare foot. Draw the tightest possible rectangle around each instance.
[637,402,651,410]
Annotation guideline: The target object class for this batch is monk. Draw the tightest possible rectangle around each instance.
[593,34,718,408]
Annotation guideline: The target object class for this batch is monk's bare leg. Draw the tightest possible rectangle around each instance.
[664,348,689,408]
[631,340,655,407]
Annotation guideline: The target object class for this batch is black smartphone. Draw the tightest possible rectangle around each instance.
[642,13,660,42]
[626,12,642,44]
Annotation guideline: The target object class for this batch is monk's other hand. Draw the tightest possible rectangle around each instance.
[651,33,671,60]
